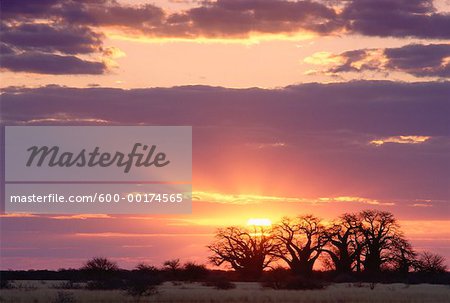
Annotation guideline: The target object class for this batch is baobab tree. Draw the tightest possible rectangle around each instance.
[390,236,416,274]
[207,226,277,279]
[358,210,402,274]
[272,215,327,276]
[323,213,362,273]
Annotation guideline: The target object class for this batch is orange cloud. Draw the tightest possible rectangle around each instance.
[193,191,395,206]
[75,232,211,238]
[0,213,37,218]
[50,214,113,220]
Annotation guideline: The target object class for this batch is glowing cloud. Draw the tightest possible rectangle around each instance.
[192,191,310,205]
[305,44,450,79]
[304,51,343,65]
[193,191,395,206]
[370,136,431,146]
[50,214,113,220]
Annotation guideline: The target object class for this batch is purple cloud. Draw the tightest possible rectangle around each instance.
[2,1,450,75]
[1,81,449,200]
[1,23,103,55]
[342,0,450,39]
[320,44,450,78]
[1,52,106,74]
[4,0,448,41]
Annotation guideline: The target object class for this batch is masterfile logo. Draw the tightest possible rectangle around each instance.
[5,126,191,181]
[25,143,171,173]
[3,126,192,214]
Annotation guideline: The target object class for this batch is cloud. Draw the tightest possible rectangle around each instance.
[57,0,339,38]
[74,232,211,238]
[49,214,113,220]
[411,203,433,207]
[1,4,110,74]
[2,81,448,136]
[2,0,340,39]
[13,112,111,124]
[245,142,287,149]
[0,213,37,218]
[3,0,449,41]
[192,191,308,204]
[0,0,59,19]
[61,1,165,29]
[305,44,450,78]
[370,135,431,146]
[1,1,449,76]
[2,81,448,202]
[57,1,450,40]
[193,191,395,206]
[1,23,103,54]
[385,44,450,77]
[1,51,107,74]
[162,0,340,38]
[342,0,450,39]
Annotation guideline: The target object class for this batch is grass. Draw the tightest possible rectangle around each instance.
[0,280,449,303]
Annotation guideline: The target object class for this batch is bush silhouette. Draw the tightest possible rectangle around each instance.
[182,262,209,281]
[125,265,162,298]
[261,268,325,290]
[81,257,122,289]
[203,274,236,289]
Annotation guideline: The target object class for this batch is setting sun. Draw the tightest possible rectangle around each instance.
[247,218,272,226]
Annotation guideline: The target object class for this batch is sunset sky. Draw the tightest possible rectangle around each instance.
[1,0,449,270]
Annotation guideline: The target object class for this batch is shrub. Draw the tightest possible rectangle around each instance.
[182,262,209,281]
[203,275,236,290]
[0,278,13,289]
[82,257,122,290]
[86,278,124,290]
[261,270,326,290]
[54,281,82,289]
[333,273,358,283]
[260,268,291,289]
[283,276,326,290]
[125,271,162,298]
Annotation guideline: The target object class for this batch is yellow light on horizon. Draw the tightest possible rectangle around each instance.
[104,29,316,45]
[247,218,272,226]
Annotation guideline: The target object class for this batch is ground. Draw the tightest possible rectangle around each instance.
[0,281,449,303]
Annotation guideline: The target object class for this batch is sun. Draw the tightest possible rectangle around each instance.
[247,218,272,226]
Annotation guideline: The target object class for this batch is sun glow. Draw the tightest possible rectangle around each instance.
[247,218,272,226]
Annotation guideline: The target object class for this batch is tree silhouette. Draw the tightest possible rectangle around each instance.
[358,210,402,274]
[207,226,277,279]
[206,210,447,280]
[416,251,447,273]
[81,257,120,289]
[323,213,361,273]
[135,262,158,273]
[163,259,181,271]
[126,263,162,298]
[390,236,416,274]
[83,257,119,272]
[163,259,182,280]
[272,215,327,276]
[182,262,209,281]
